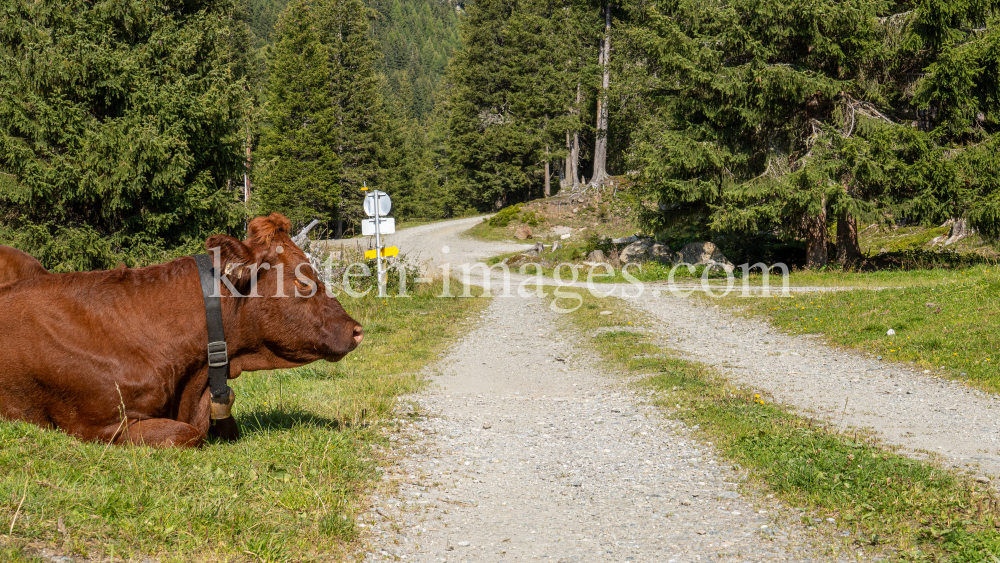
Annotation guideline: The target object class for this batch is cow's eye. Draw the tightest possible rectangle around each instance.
[294,279,312,293]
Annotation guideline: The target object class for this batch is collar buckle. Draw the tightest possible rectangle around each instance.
[207,341,228,368]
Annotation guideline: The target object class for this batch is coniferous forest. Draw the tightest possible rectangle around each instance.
[2,0,1000,269]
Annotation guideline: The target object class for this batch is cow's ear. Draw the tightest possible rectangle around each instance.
[206,235,255,290]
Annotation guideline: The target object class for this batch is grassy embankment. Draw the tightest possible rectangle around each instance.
[473,197,998,288]
[728,266,1000,393]
[1,281,486,563]
[553,287,1000,561]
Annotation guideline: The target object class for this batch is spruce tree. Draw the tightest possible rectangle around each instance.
[254,0,389,235]
[0,0,251,271]
[448,0,598,209]
[625,0,1000,266]
[253,0,342,228]
[318,0,392,236]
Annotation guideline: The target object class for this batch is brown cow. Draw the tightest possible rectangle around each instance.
[0,213,363,447]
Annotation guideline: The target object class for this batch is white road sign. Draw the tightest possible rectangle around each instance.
[362,217,395,236]
[363,191,392,217]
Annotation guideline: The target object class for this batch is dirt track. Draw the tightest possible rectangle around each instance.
[360,219,885,562]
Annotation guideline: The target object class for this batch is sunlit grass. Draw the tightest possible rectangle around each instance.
[0,282,488,562]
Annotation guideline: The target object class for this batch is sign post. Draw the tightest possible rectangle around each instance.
[361,185,397,297]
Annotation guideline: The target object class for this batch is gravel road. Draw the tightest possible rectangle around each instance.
[362,295,841,562]
[629,297,1000,477]
[384,218,1000,479]
[380,217,530,274]
[359,219,864,562]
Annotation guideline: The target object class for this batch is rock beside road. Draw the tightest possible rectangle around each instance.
[514,225,533,240]
[620,238,654,263]
[616,239,734,271]
[651,242,675,263]
[677,241,734,272]
[587,249,607,262]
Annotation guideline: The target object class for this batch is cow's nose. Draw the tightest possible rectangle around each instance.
[352,325,364,344]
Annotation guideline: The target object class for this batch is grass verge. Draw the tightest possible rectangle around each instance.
[727,266,1000,392]
[1,282,487,562]
[489,246,995,288]
[555,287,1000,562]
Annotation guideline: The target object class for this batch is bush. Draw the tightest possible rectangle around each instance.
[520,210,541,227]
[584,233,615,255]
[489,204,523,227]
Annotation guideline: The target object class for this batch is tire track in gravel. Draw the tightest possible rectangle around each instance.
[362,294,844,563]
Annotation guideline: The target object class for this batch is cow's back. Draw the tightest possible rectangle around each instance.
[0,259,209,441]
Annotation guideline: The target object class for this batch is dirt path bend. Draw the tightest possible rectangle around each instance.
[383,217,530,273]
[362,295,837,563]
[627,296,1000,477]
[388,220,1000,478]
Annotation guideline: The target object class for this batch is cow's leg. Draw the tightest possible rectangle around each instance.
[114,419,204,448]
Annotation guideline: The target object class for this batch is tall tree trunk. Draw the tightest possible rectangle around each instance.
[804,198,828,268]
[564,132,573,189]
[570,84,582,188]
[544,150,551,198]
[591,2,611,185]
[836,210,861,265]
[572,130,580,186]
[244,127,252,203]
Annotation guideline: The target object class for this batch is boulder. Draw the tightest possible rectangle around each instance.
[587,249,607,262]
[612,235,639,245]
[677,241,734,272]
[650,243,677,264]
[514,225,533,240]
[620,239,654,263]
[552,226,573,236]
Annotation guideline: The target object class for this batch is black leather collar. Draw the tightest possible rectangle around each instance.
[193,254,233,405]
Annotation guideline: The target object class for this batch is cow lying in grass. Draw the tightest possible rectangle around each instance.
[0,213,363,447]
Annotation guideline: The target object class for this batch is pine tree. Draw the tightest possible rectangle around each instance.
[625,0,1000,266]
[253,0,343,228]
[448,0,598,209]
[318,0,392,236]
[254,0,390,235]
[0,0,252,271]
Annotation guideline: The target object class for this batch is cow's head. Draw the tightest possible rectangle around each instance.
[205,213,363,364]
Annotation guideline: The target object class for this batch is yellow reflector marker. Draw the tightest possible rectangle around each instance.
[364,247,399,260]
